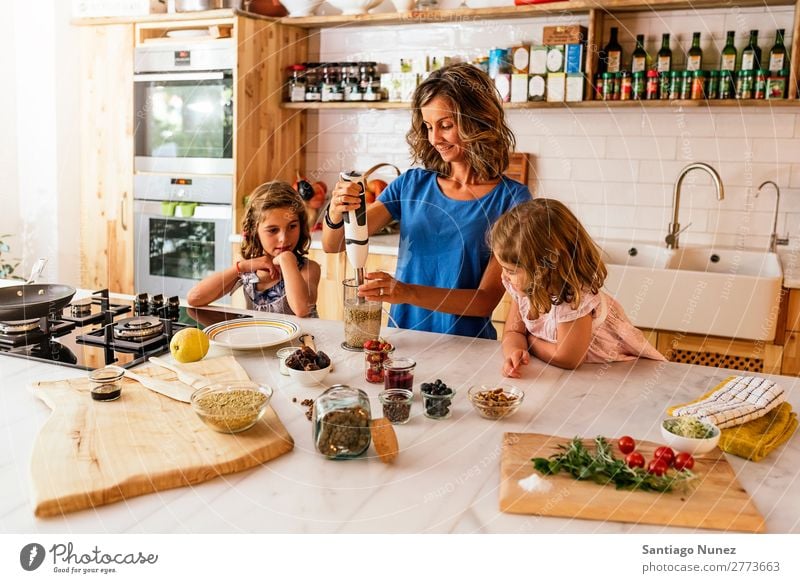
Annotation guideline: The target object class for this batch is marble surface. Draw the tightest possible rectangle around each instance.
[2,298,800,534]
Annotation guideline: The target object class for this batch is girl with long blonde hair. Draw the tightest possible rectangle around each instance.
[490,198,663,372]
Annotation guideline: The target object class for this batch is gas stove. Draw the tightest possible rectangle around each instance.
[0,289,250,371]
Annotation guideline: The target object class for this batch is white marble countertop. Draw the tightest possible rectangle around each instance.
[2,294,800,534]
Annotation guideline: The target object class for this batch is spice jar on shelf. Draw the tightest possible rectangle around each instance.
[690,70,706,100]
[645,70,659,100]
[312,385,372,459]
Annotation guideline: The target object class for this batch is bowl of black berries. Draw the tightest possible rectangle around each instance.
[420,379,455,420]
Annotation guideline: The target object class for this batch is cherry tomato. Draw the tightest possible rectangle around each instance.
[648,459,669,476]
[625,451,645,468]
[673,452,695,471]
[618,436,636,455]
[653,446,675,466]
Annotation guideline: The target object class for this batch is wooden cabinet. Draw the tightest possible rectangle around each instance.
[77,12,305,294]
[781,289,800,375]
[657,331,783,375]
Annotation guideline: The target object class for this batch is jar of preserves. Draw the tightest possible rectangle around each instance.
[304,63,321,102]
[690,70,706,100]
[312,385,371,459]
[645,70,659,100]
[619,70,632,101]
[286,64,306,102]
[632,71,645,100]
[754,69,768,99]
[707,70,720,99]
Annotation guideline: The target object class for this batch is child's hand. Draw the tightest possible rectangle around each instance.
[272,251,297,269]
[248,255,280,279]
[502,349,530,378]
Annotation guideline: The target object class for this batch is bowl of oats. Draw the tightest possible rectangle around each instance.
[190,381,272,434]
[467,385,524,420]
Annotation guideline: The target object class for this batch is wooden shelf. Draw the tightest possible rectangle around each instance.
[282,98,800,110]
[280,0,797,29]
[72,9,237,26]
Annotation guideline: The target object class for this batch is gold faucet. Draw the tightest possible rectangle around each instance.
[665,162,725,249]
[756,180,789,253]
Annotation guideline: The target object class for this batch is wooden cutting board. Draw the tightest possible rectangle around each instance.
[29,356,294,518]
[500,432,765,533]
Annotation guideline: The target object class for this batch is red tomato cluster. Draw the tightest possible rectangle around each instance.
[364,339,394,383]
[617,436,695,475]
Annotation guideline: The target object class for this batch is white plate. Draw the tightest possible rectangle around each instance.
[166,29,210,38]
[203,318,301,350]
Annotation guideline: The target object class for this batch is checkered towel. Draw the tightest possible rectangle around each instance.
[668,375,785,429]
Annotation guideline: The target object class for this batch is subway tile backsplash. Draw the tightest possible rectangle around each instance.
[305,6,799,252]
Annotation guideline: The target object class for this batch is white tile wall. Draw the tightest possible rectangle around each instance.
[304,6,800,252]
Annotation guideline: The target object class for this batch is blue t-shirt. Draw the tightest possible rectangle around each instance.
[378,168,531,339]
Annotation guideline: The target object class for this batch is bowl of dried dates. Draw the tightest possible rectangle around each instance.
[467,385,524,420]
[285,345,332,387]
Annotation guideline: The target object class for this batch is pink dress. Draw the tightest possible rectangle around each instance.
[502,277,665,364]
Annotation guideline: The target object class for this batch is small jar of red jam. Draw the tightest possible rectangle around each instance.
[384,357,416,392]
[363,339,395,384]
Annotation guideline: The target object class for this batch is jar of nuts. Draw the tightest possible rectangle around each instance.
[312,384,372,459]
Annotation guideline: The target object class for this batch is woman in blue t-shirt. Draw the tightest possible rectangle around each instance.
[322,63,531,339]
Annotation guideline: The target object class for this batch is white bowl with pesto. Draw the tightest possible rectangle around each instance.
[661,417,721,455]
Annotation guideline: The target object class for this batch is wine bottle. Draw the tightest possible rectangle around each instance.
[657,33,672,73]
[601,27,623,74]
[720,30,737,71]
[741,30,761,71]
[632,34,648,73]
[768,29,786,72]
[687,32,702,71]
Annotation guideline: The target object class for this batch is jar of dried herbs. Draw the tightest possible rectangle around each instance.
[313,385,372,459]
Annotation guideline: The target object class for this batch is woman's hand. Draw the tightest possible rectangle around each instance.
[502,349,530,378]
[328,179,364,223]
[358,271,406,304]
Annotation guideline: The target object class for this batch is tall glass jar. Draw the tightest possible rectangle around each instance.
[342,278,382,351]
[312,385,371,459]
[286,64,306,102]
[303,62,321,102]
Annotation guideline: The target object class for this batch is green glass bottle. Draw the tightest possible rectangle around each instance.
[657,33,672,73]
[687,32,702,71]
[632,34,648,73]
[768,29,786,73]
[741,30,761,71]
[720,30,737,71]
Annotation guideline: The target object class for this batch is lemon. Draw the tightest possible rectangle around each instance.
[169,328,210,363]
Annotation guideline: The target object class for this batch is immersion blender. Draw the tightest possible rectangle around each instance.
[340,170,370,298]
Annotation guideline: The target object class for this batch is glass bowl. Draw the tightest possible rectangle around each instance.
[378,388,412,425]
[421,387,456,420]
[467,385,524,420]
[661,417,721,455]
[190,381,272,434]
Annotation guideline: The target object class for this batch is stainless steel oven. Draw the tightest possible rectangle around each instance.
[134,41,234,175]
[134,174,233,301]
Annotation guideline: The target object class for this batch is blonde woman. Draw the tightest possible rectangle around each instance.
[490,198,664,373]
[322,63,531,339]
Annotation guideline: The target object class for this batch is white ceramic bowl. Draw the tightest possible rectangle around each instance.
[280,0,324,17]
[661,417,721,455]
[287,363,332,387]
[327,0,382,15]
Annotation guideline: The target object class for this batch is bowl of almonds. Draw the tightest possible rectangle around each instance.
[467,385,524,420]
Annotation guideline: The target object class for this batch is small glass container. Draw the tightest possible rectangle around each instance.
[645,69,659,100]
[379,389,412,425]
[277,346,296,376]
[601,72,614,100]
[286,64,306,102]
[679,71,692,100]
[384,357,416,392]
[658,71,670,100]
[342,278,382,351]
[754,68,768,99]
[303,62,321,102]
[690,70,706,100]
[422,387,456,420]
[619,70,631,101]
[720,70,735,99]
[313,385,371,459]
[632,71,645,100]
[89,367,124,401]
[668,70,681,100]
[364,343,395,384]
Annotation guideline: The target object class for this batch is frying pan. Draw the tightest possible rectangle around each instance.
[0,284,76,321]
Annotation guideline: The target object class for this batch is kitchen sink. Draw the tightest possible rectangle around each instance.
[599,241,783,342]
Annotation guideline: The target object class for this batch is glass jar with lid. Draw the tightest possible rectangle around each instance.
[342,62,362,102]
[286,64,306,102]
[321,62,343,102]
[303,62,322,102]
[360,62,382,102]
[312,385,372,459]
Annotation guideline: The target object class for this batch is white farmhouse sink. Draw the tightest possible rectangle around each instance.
[598,241,783,341]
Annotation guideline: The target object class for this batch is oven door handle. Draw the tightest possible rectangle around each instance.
[133,71,227,83]
[134,200,232,220]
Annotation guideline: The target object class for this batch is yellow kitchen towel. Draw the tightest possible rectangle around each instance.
[668,375,785,429]
[718,402,798,462]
